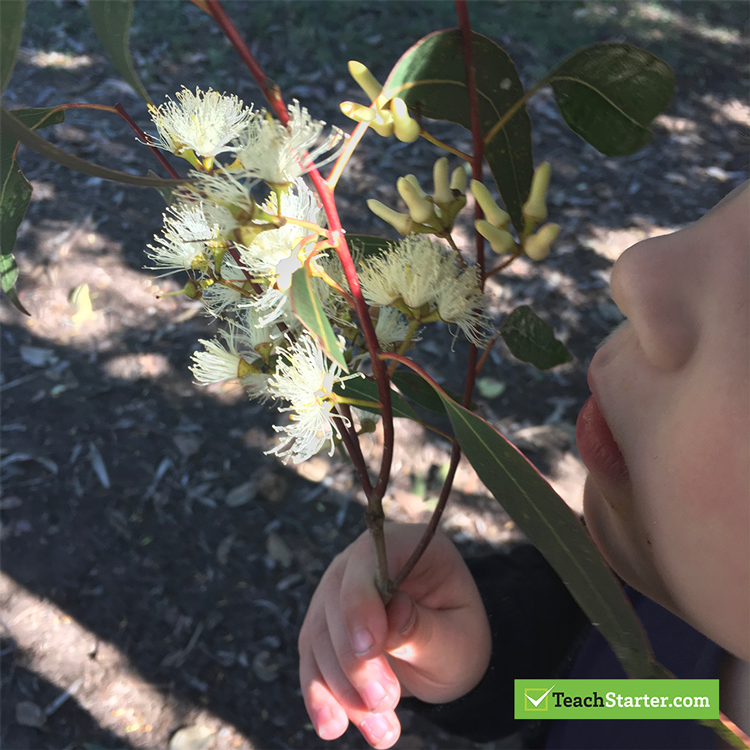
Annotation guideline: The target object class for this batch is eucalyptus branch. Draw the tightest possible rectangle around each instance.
[327,118,371,191]
[486,249,522,278]
[418,128,472,161]
[114,103,181,179]
[335,404,373,496]
[203,0,396,597]
[455,0,486,280]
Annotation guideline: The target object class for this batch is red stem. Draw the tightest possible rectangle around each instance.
[204,0,288,124]
[114,104,181,180]
[204,0,394,501]
[455,0,486,284]
[336,404,373,495]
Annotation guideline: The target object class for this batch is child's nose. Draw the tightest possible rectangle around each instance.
[610,233,700,372]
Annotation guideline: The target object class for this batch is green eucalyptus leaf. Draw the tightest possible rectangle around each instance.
[289,267,348,372]
[543,43,674,156]
[0,161,31,315]
[500,305,572,370]
[0,107,184,188]
[382,29,533,234]
[0,107,67,315]
[345,234,391,260]
[0,0,25,93]
[392,370,475,413]
[435,387,660,679]
[87,0,152,104]
[332,377,420,422]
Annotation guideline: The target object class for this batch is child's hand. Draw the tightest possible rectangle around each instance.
[298,522,491,748]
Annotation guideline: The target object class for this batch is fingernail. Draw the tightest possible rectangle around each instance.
[314,706,338,740]
[351,627,374,656]
[361,680,389,711]
[361,713,393,744]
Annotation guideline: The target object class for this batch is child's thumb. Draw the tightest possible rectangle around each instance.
[384,590,421,652]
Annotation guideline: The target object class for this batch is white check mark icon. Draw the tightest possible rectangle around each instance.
[526,684,556,707]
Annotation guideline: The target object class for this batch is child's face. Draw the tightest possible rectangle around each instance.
[577,183,749,660]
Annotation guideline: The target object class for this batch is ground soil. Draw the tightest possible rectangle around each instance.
[1,3,748,749]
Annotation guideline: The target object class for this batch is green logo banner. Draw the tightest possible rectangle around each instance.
[515,680,719,719]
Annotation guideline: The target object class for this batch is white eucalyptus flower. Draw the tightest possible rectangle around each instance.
[234,101,346,186]
[201,266,247,317]
[190,323,270,400]
[147,87,252,159]
[375,307,416,348]
[358,236,450,309]
[147,201,223,276]
[238,179,326,328]
[266,333,349,464]
[436,265,491,345]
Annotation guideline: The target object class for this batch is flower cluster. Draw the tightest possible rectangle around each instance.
[143,86,553,465]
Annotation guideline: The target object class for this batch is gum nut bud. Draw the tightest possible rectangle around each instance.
[340,101,376,123]
[238,357,262,378]
[370,108,394,137]
[475,219,515,254]
[522,161,551,223]
[450,165,468,193]
[397,177,435,225]
[404,174,426,198]
[367,199,413,235]
[359,418,377,434]
[348,61,383,101]
[471,180,510,229]
[391,97,420,143]
[524,222,560,261]
[183,279,203,299]
[433,157,453,205]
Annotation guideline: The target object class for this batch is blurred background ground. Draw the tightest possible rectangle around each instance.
[1,1,748,748]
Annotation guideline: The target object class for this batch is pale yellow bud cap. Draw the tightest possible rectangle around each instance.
[475,220,516,254]
[433,157,452,205]
[524,222,560,261]
[450,165,468,193]
[471,180,510,229]
[340,101,376,123]
[390,97,420,143]
[348,61,383,101]
[522,161,551,223]
[367,199,413,235]
[397,176,435,225]
[370,108,394,137]
[404,174,426,199]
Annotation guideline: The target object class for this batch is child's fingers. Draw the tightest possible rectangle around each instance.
[338,534,391,657]
[325,584,401,712]
[299,654,349,741]
[309,634,402,748]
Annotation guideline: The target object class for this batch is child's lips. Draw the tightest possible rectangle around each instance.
[576,393,630,487]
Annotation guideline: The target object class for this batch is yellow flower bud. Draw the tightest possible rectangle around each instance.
[340,101,376,123]
[367,199,413,235]
[522,161,551,224]
[475,219,516,254]
[348,61,383,101]
[450,166,467,193]
[470,180,510,229]
[524,222,560,261]
[369,108,394,137]
[397,176,435,225]
[390,97,420,143]
[432,157,453,206]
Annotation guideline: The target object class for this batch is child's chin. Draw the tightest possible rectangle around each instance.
[583,476,679,615]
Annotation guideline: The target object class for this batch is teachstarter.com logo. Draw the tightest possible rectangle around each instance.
[515,680,718,719]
